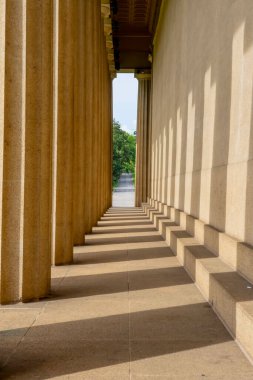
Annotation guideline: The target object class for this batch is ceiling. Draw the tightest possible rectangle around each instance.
[111,0,162,71]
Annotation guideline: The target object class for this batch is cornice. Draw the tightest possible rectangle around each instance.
[101,0,117,79]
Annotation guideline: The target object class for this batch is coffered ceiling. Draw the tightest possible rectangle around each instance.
[110,0,162,70]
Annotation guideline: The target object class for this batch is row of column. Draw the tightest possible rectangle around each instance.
[0,0,112,304]
[135,73,152,207]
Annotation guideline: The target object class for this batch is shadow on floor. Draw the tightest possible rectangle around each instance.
[73,245,173,264]
[91,226,157,234]
[0,302,233,379]
[84,234,163,246]
[50,266,193,300]
[2,210,253,379]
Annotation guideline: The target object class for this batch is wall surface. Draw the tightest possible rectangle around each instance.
[151,0,253,245]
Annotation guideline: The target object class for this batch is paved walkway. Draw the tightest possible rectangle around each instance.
[1,208,253,379]
[113,172,135,207]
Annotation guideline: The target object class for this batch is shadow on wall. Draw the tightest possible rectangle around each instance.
[245,83,253,243]
[151,0,253,245]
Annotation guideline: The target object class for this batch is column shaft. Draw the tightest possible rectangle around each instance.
[0,0,53,303]
[75,0,113,235]
[52,0,76,265]
[84,0,96,233]
[100,23,105,217]
[22,0,53,300]
[135,75,151,207]
[73,0,85,245]
[92,0,101,226]
[0,0,25,303]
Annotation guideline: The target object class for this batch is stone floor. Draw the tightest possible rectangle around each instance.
[1,207,253,379]
[112,173,135,207]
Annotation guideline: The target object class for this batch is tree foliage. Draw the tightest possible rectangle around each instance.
[113,119,136,187]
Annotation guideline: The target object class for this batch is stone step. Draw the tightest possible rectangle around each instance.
[144,202,253,285]
[143,199,253,363]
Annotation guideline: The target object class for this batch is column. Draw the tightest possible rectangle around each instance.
[100,13,107,217]
[92,0,101,226]
[101,0,113,213]
[52,0,76,265]
[82,0,113,233]
[83,0,97,234]
[0,0,53,303]
[108,78,113,209]
[135,73,152,207]
[73,0,86,246]
[105,75,113,210]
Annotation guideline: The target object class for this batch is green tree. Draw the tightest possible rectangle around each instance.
[113,119,136,188]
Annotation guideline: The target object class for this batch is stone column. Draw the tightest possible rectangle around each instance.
[100,43,105,216]
[52,0,76,265]
[106,77,113,210]
[135,73,152,207]
[0,0,53,303]
[109,79,113,209]
[83,0,100,233]
[92,0,101,226]
[82,0,113,232]
[100,15,108,217]
[73,0,86,246]
[101,0,114,213]
[97,13,102,220]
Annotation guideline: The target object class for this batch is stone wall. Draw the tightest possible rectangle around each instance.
[151,0,253,245]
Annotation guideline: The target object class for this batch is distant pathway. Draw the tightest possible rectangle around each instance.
[113,172,135,207]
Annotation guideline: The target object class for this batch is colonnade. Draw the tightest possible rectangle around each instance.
[0,0,113,304]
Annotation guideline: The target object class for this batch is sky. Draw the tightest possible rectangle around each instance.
[113,73,138,135]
